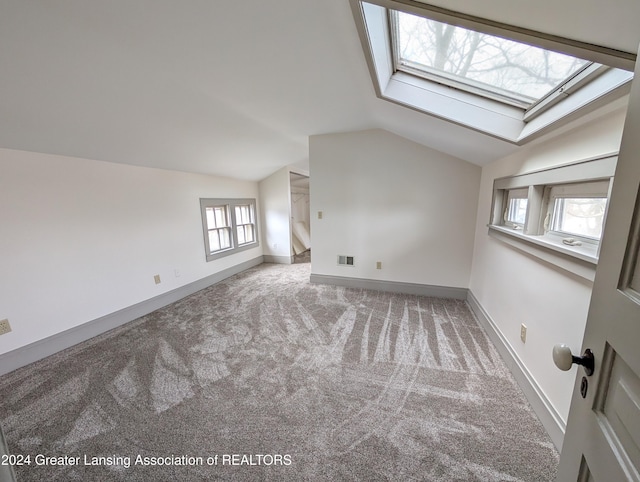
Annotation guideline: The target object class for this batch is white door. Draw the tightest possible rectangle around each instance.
[557,48,640,480]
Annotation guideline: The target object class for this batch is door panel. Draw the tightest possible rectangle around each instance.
[620,183,640,299]
[597,345,640,475]
[557,44,640,481]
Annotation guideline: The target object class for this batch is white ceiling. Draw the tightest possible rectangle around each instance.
[1,0,638,181]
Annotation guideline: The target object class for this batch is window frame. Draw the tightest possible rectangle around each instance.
[503,188,530,229]
[349,0,635,144]
[389,9,596,111]
[488,154,617,279]
[543,180,610,245]
[233,203,257,247]
[200,198,259,262]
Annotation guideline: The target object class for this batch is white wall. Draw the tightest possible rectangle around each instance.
[259,167,292,261]
[469,108,627,424]
[309,129,480,288]
[0,148,261,355]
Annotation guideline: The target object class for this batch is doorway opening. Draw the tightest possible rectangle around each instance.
[290,172,310,263]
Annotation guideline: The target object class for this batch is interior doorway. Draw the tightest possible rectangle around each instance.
[290,172,311,261]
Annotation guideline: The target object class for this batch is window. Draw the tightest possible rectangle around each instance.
[504,188,529,228]
[392,11,592,109]
[350,1,634,143]
[205,205,232,252]
[545,181,609,243]
[234,204,255,246]
[200,198,259,261]
[488,155,617,276]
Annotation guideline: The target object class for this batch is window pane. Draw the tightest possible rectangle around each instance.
[551,197,607,239]
[214,207,228,228]
[206,206,230,229]
[237,224,255,246]
[507,198,528,225]
[209,228,232,253]
[205,208,215,229]
[395,11,591,105]
[220,228,231,249]
[235,205,251,224]
[245,224,254,243]
[208,230,221,252]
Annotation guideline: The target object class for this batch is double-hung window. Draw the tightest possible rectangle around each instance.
[234,204,255,246]
[200,198,259,261]
[205,205,232,252]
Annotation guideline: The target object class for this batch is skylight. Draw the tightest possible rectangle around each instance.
[350,0,634,143]
[393,11,593,108]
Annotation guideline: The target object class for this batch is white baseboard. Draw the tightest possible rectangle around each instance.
[0,256,264,377]
[310,273,468,299]
[466,290,566,451]
[0,261,566,453]
[263,255,293,264]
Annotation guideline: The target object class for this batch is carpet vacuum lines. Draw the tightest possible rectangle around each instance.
[0,262,558,481]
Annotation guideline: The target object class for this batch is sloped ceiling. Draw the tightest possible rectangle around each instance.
[0,0,638,181]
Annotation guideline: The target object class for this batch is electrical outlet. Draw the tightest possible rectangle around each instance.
[520,323,527,343]
[154,274,161,284]
[317,211,323,220]
[376,261,382,269]
[0,319,12,336]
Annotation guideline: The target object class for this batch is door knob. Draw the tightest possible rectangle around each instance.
[552,344,594,376]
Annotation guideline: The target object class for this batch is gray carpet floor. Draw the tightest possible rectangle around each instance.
[0,262,558,481]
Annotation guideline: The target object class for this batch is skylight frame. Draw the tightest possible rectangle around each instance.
[388,9,598,111]
[350,0,635,144]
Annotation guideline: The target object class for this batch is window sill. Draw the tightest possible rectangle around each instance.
[205,241,259,262]
[488,224,598,281]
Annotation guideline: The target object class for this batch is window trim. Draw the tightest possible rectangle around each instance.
[389,9,597,111]
[350,0,635,144]
[200,198,259,262]
[544,180,610,244]
[488,154,617,280]
[353,0,636,71]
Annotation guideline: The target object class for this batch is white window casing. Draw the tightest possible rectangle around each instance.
[488,154,616,280]
[350,0,635,144]
[544,180,610,245]
[200,198,259,262]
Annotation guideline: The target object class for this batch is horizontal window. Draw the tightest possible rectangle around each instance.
[489,155,616,273]
[550,197,607,240]
[200,198,259,262]
[545,181,609,243]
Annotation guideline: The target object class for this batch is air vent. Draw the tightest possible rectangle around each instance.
[337,255,355,266]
